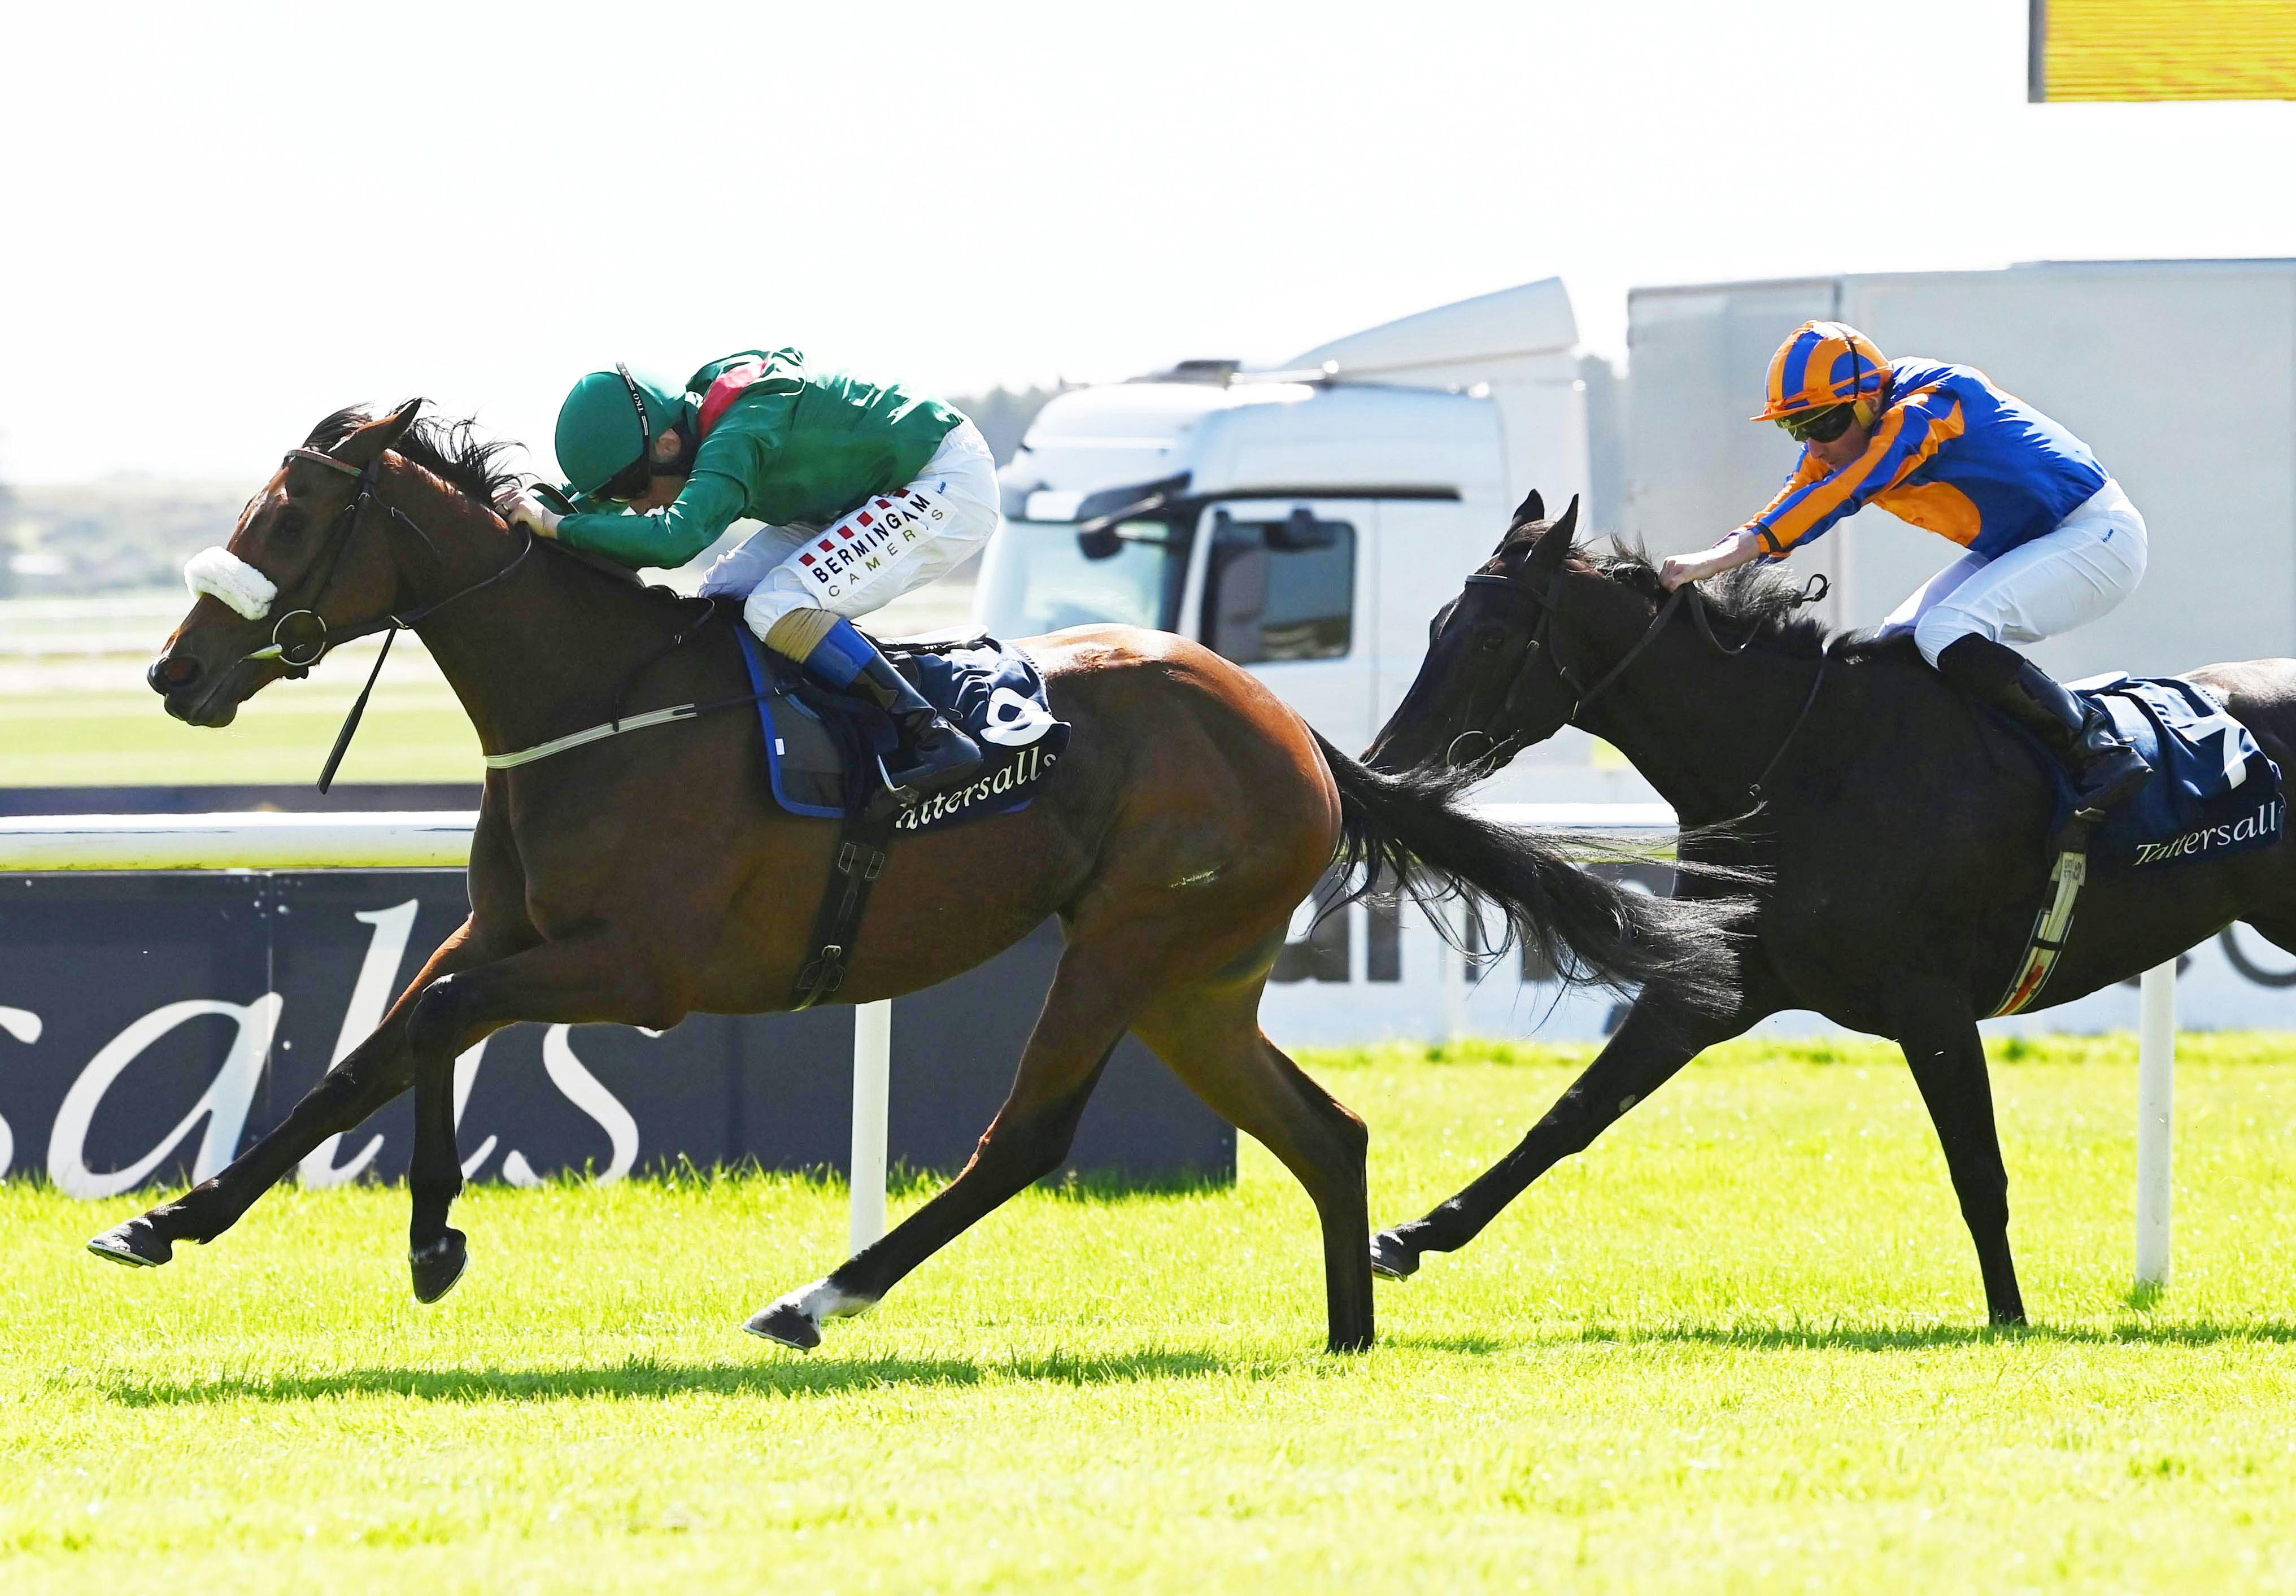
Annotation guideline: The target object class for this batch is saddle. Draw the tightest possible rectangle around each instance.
[715,608,1071,1011]
[1989,672,2284,1015]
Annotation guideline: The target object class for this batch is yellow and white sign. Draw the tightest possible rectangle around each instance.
[2033,0,2296,102]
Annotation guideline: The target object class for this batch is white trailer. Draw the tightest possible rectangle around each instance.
[971,278,1632,801]
[1623,259,2296,681]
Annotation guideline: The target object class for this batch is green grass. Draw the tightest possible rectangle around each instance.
[0,687,480,787]
[7,1035,2296,1591]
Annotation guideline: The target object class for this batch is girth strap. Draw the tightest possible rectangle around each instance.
[1988,816,2093,1017]
[789,809,898,1011]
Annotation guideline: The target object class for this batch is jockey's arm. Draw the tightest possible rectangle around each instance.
[1747,386,1964,557]
[550,469,751,570]
[1660,386,1964,591]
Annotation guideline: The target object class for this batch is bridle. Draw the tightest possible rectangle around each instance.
[244,445,535,675]
[212,439,538,790]
[1451,557,1832,814]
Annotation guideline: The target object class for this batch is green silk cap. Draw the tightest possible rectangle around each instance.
[553,364,690,496]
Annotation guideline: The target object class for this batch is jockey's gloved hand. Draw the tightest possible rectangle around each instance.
[504,490,564,540]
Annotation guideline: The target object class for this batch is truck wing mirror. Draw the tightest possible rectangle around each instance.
[1074,473,1193,562]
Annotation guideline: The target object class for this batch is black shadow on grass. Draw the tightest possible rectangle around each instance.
[1594,1319,2296,1351]
[88,1346,1294,1407]
[1381,1319,2296,1355]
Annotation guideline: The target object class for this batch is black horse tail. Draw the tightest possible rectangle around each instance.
[1314,732,1757,1015]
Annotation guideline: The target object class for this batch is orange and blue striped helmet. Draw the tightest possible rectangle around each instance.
[1751,321,1888,422]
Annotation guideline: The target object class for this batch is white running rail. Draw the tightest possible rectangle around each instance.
[0,806,2182,1281]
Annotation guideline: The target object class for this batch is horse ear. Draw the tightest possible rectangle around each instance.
[1552,494,1580,543]
[1527,494,1580,572]
[333,398,426,466]
[1511,489,1545,528]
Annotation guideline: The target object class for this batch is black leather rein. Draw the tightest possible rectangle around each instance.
[1459,561,1833,813]
[242,443,539,792]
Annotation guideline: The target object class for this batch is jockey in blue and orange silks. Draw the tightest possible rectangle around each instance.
[1658,319,2152,817]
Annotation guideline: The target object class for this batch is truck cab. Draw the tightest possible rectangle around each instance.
[970,277,1626,797]
[974,377,1508,755]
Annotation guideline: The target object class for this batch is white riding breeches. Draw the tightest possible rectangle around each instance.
[698,417,1001,637]
[1881,478,2148,666]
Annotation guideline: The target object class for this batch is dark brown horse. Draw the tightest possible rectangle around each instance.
[90,403,1745,1353]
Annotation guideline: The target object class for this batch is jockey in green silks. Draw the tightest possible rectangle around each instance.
[504,350,996,798]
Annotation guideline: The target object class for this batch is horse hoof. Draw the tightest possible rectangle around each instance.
[409,1229,468,1304]
[743,1303,822,1351]
[87,1218,173,1269]
[1369,1231,1419,1280]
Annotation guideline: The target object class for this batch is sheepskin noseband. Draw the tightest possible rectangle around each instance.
[184,546,278,621]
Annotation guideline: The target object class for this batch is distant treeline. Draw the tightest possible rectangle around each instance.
[0,385,1060,599]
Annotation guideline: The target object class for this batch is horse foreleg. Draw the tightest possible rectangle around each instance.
[744,938,1143,1351]
[405,1031,470,1304]
[86,919,495,1271]
[1371,996,1753,1280]
[399,930,682,1303]
[1894,996,2026,1325]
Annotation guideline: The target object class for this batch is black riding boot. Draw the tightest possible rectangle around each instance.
[1935,634,2151,818]
[849,648,984,799]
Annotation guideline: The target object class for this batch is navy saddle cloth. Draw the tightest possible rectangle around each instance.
[2012,673,2284,871]
[732,626,1069,833]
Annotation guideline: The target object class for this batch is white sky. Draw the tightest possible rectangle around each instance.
[3,0,2291,485]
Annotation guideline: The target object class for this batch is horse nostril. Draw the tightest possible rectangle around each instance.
[149,654,202,694]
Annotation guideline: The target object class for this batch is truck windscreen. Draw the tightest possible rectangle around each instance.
[973,518,1188,637]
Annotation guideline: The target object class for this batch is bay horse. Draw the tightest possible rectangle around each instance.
[1365,491,2296,1325]
[90,404,1746,1354]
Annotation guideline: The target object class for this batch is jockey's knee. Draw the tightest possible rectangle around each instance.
[1913,607,1994,669]
[753,601,840,664]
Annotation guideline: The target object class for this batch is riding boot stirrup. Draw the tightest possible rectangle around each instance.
[1935,635,2151,819]
[849,652,984,801]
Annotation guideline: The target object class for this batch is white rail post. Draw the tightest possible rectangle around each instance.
[1439,897,1469,1044]
[849,1000,892,1254]
[2134,960,2177,1289]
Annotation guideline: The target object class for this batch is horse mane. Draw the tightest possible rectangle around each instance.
[303,404,654,594]
[1498,517,1901,664]
[303,405,529,520]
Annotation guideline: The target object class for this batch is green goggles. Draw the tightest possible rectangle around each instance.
[1778,404,1857,445]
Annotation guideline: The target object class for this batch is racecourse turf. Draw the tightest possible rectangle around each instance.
[6,1035,2296,1593]
[0,686,480,788]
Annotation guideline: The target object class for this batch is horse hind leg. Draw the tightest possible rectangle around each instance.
[747,935,1153,1350]
[1130,969,1375,1353]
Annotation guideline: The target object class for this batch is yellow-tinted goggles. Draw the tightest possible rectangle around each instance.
[1779,404,1856,444]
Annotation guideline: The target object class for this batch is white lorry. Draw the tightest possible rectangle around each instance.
[969,278,1623,799]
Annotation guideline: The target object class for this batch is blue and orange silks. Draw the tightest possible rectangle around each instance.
[1753,321,1889,421]
[1744,359,2109,560]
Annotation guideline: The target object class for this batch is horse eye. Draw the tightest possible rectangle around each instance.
[275,509,307,538]
[1477,628,1507,651]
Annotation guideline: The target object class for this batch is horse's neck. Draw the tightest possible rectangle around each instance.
[1574,626,1829,823]
[411,538,707,759]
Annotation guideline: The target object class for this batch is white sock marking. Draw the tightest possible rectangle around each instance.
[775,1277,874,1325]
